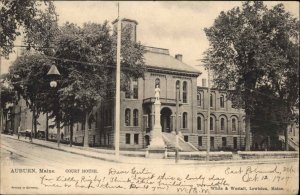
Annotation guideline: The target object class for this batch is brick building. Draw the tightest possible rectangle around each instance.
[64,18,247,151]
[3,97,57,138]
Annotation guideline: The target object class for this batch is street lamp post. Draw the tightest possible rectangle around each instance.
[47,64,61,147]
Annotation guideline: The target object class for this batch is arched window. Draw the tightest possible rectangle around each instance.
[182,81,187,103]
[175,80,180,101]
[182,112,188,128]
[197,116,201,130]
[210,117,214,131]
[220,118,225,131]
[197,93,201,106]
[125,109,131,126]
[155,78,160,88]
[210,94,213,107]
[125,80,131,98]
[242,119,245,132]
[220,95,225,108]
[133,109,139,126]
[132,78,138,99]
[232,118,237,132]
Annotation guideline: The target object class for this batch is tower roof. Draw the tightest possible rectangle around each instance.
[112,18,138,25]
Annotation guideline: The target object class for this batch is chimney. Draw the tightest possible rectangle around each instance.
[112,18,138,42]
[175,54,182,61]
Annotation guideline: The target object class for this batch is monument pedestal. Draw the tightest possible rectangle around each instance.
[146,99,166,158]
[147,126,166,158]
[146,148,167,159]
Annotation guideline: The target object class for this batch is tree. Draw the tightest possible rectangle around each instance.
[0,81,17,132]
[52,21,145,147]
[6,18,145,147]
[7,54,54,137]
[203,2,299,150]
[0,0,58,57]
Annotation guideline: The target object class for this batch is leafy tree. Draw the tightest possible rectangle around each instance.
[52,21,145,146]
[0,81,17,132]
[203,1,299,150]
[6,18,145,147]
[7,54,53,137]
[51,22,111,146]
[0,0,58,57]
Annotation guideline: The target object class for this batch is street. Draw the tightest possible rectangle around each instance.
[1,135,299,194]
[1,135,117,168]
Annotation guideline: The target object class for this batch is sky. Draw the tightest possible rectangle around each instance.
[2,1,299,84]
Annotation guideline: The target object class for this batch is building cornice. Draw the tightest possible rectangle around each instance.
[146,66,200,77]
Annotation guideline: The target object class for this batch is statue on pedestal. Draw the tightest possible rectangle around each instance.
[146,84,166,158]
[155,85,160,101]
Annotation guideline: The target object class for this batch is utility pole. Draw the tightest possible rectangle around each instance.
[206,64,211,161]
[196,59,211,161]
[175,83,180,163]
[114,2,121,158]
[0,50,2,133]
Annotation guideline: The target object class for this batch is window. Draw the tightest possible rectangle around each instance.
[134,134,139,144]
[198,136,202,146]
[132,78,138,99]
[155,78,160,88]
[197,116,202,130]
[242,119,245,132]
[125,80,131,98]
[182,81,187,103]
[148,113,152,130]
[210,94,213,107]
[233,137,237,149]
[232,118,237,132]
[184,136,188,142]
[197,93,201,106]
[182,112,188,128]
[133,109,139,126]
[202,79,206,87]
[222,137,227,147]
[125,78,138,99]
[126,134,130,144]
[125,109,131,126]
[210,117,214,131]
[144,115,149,129]
[220,118,225,131]
[210,137,214,149]
[175,80,180,101]
[220,95,225,108]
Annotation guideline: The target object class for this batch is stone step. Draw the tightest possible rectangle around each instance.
[162,132,198,152]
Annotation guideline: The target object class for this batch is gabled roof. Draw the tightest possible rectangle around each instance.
[143,47,201,76]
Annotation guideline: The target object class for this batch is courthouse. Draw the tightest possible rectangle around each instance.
[64,18,247,151]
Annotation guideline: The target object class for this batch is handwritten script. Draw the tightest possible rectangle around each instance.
[37,165,296,194]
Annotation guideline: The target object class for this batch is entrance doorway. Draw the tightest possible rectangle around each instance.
[145,135,150,146]
[160,107,172,132]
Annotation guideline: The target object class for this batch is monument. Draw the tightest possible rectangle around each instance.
[146,85,166,158]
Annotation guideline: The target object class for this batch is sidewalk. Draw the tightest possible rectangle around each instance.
[2,134,298,165]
